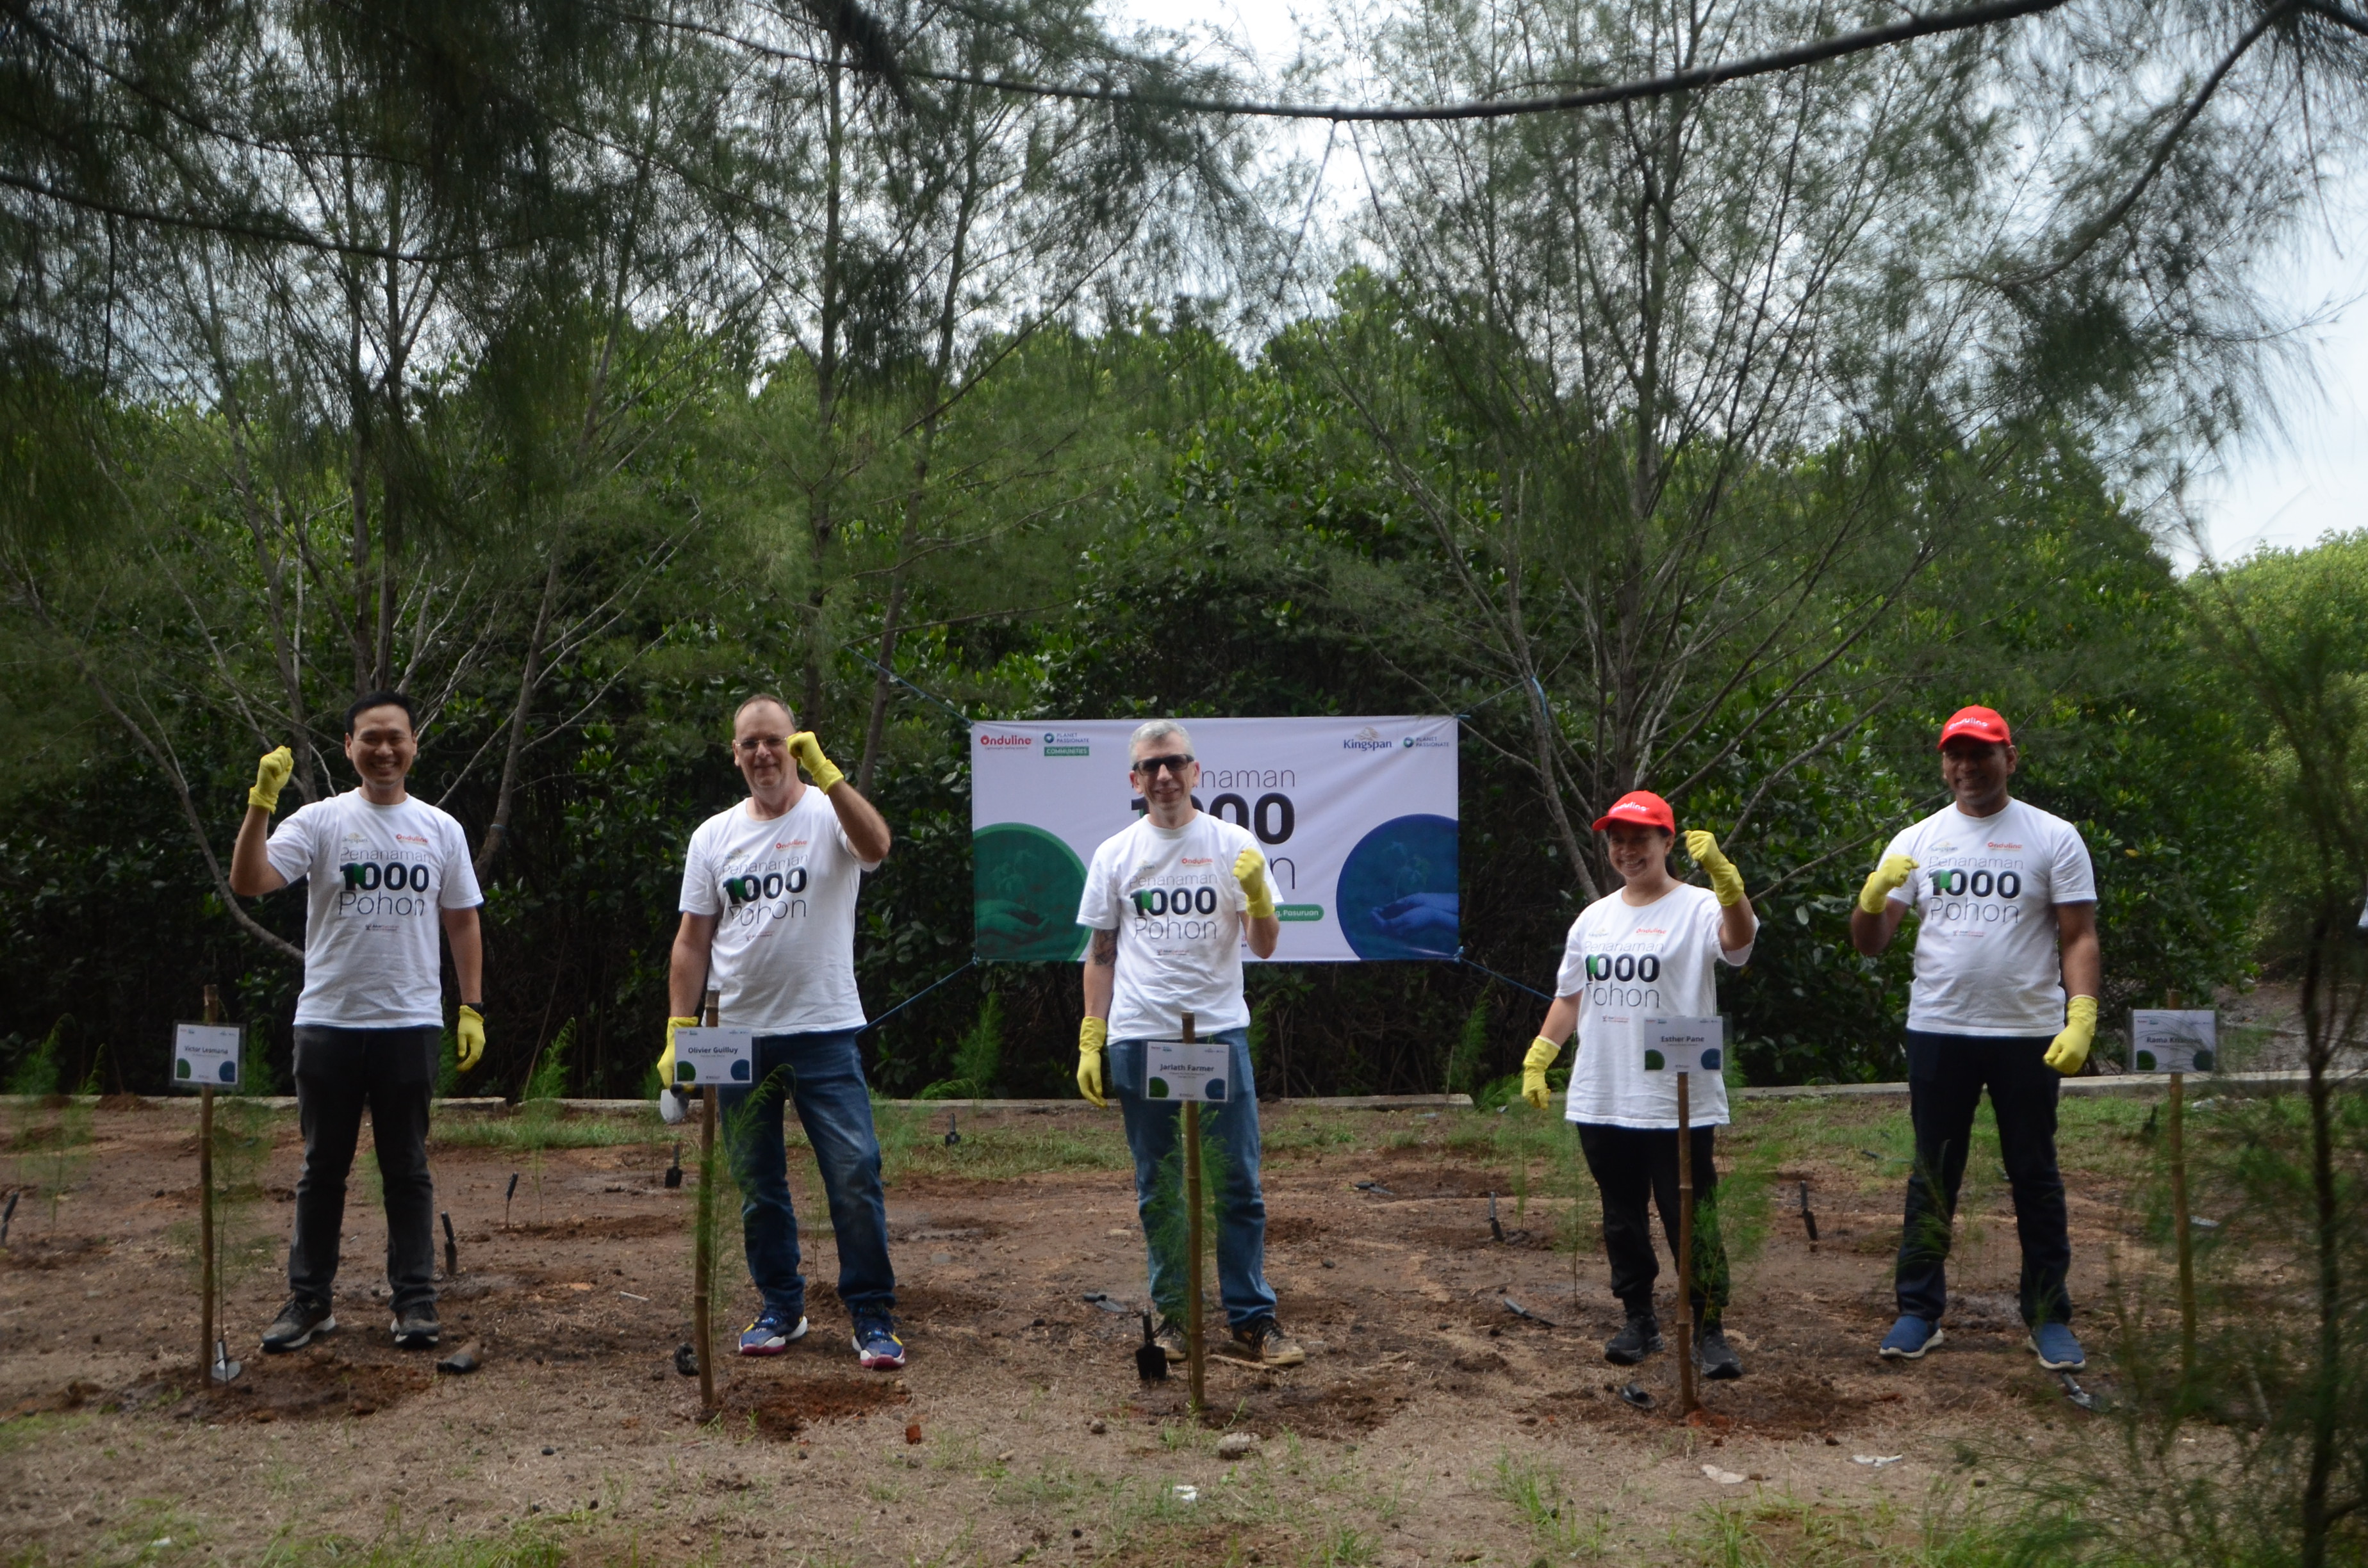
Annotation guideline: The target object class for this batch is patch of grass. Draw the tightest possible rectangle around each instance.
[0,1412,87,1455]
[1493,1451,1611,1560]
[1674,1490,2111,1568]
[247,1523,571,1567]
[430,1115,669,1152]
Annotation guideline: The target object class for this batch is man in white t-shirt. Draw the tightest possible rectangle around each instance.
[229,690,486,1354]
[1851,705,2101,1373]
[663,696,903,1369]
[1519,791,1758,1380]
[1073,719,1304,1368]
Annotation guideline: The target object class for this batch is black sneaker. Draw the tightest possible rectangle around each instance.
[262,1296,336,1353]
[392,1302,440,1350]
[1604,1314,1663,1366]
[1696,1323,1743,1381]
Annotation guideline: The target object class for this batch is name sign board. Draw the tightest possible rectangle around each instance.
[2130,1010,2217,1074]
[1144,1040,1231,1102]
[672,1027,755,1086]
[1638,1015,1724,1075]
[174,1024,242,1088]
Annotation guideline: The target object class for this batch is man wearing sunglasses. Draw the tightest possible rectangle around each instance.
[662,696,903,1369]
[1075,719,1304,1368]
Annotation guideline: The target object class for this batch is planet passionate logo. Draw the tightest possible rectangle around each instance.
[1042,730,1091,757]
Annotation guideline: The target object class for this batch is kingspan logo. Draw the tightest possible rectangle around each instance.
[1342,725,1394,753]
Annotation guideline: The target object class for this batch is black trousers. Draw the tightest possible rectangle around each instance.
[1575,1122,1730,1325]
[289,1024,440,1314]
[1894,1029,2072,1327]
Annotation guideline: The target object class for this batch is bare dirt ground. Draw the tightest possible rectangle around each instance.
[0,1096,2160,1567]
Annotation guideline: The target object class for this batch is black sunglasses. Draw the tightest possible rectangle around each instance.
[1131,753,1194,777]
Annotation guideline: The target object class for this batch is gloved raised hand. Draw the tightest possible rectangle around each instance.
[1685,830,1746,908]
[456,1005,486,1073]
[1076,1017,1109,1108]
[1233,846,1276,920]
[1858,853,1920,915]
[788,731,844,793]
[2045,995,2098,1075]
[1522,1036,1561,1111]
[249,746,295,813]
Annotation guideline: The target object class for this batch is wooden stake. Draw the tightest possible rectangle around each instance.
[694,986,721,1417]
[2163,989,2196,1383]
[1182,1010,1206,1421]
[200,985,220,1380]
[1676,1070,1697,1417]
[2169,1068,2194,1380]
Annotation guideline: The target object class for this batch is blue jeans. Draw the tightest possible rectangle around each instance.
[717,1028,896,1323]
[1110,1028,1278,1328]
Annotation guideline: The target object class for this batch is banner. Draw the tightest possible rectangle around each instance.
[970,717,1458,963]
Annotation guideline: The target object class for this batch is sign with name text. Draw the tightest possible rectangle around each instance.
[2130,1010,2217,1074]
[174,1023,242,1088]
[1638,1015,1724,1075]
[1143,1040,1231,1102]
[672,1027,755,1087]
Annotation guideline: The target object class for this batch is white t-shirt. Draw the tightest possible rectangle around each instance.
[265,791,483,1029]
[678,790,878,1034]
[1878,797,2097,1036]
[1553,883,1752,1129]
[1077,812,1256,1041]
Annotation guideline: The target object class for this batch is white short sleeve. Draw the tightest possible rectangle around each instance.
[678,824,721,916]
[2048,818,2096,905]
[438,817,484,909]
[1076,842,1121,931]
[263,803,326,885]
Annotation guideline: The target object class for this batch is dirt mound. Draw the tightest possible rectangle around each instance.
[174,1347,434,1423]
[702,1370,908,1439]
[1,1233,111,1270]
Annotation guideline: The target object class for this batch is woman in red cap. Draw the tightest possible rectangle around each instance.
[1518,790,1759,1378]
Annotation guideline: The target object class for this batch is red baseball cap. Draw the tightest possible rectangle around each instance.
[1936,705,2012,749]
[1593,790,1675,833]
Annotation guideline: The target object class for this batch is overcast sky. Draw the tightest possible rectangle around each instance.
[1116,2,2367,567]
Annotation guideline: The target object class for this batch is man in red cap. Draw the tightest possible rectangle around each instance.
[1519,790,1759,1378]
[1851,706,2100,1372]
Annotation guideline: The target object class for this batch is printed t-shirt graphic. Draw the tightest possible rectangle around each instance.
[1553,883,1752,1129]
[1877,799,2095,1036]
[679,790,880,1034]
[1077,813,1257,1041]
[265,791,484,1028]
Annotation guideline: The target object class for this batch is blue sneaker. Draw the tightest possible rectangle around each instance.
[738,1308,808,1357]
[1879,1315,1945,1360]
[853,1312,906,1371]
[2028,1321,2085,1371]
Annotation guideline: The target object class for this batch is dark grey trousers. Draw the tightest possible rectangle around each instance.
[288,1024,440,1314]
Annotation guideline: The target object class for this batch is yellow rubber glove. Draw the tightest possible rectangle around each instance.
[455,1005,486,1074]
[2045,995,2098,1075]
[1233,846,1276,919]
[1522,1036,1561,1111]
[1686,830,1746,908]
[659,1015,696,1087]
[1077,1017,1109,1109]
[1858,853,1920,915]
[788,731,844,793]
[249,745,295,813]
